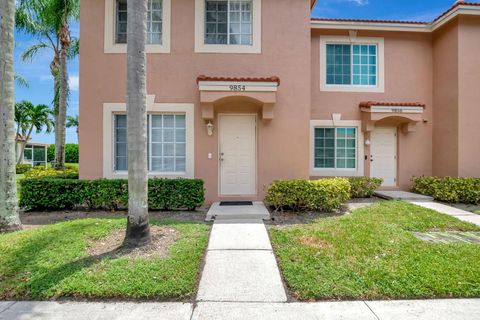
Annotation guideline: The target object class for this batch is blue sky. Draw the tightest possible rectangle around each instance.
[14,0,457,144]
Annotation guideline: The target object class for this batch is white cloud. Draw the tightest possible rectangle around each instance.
[346,0,368,5]
[69,75,79,91]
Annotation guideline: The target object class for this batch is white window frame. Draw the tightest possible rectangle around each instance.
[103,98,194,179]
[320,36,385,93]
[104,0,171,54]
[194,0,262,54]
[310,119,364,177]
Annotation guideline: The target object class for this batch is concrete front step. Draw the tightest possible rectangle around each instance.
[206,202,271,221]
[374,190,434,202]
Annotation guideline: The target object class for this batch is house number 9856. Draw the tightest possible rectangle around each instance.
[229,85,246,92]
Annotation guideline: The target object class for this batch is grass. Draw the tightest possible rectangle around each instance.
[269,201,480,300]
[0,218,210,300]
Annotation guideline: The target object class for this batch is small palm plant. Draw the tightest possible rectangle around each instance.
[66,115,78,142]
[15,101,54,164]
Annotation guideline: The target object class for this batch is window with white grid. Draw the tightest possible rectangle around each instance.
[116,0,163,45]
[326,43,377,86]
[114,113,186,173]
[314,127,357,169]
[205,0,252,45]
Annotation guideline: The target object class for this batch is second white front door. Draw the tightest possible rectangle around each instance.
[370,127,397,186]
[219,114,257,195]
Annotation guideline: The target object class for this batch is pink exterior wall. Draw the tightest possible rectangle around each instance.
[433,16,480,178]
[457,16,480,177]
[311,30,433,189]
[79,0,312,203]
[79,1,480,204]
[432,20,459,177]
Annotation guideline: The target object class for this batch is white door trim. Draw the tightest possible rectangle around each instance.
[218,113,258,196]
[370,127,397,187]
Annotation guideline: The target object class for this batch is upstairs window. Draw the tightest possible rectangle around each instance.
[205,0,252,45]
[116,0,163,45]
[326,44,377,86]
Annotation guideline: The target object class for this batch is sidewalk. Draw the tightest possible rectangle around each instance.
[1,299,480,320]
[2,201,480,319]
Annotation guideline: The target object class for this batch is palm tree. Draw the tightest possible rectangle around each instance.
[66,115,78,142]
[16,0,79,170]
[15,101,54,164]
[0,0,22,231]
[124,0,151,247]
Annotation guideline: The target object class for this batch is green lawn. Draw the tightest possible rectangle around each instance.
[0,218,210,300]
[269,201,480,300]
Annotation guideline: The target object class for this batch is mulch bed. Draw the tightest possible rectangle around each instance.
[87,226,180,260]
[20,208,208,229]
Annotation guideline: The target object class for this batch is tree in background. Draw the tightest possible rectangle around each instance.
[0,0,22,231]
[14,101,54,164]
[15,0,79,170]
[124,0,151,247]
[66,115,78,142]
[47,144,78,163]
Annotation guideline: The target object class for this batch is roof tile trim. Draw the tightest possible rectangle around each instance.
[311,17,428,25]
[360,101,426,108]
[311,2,480,26]
[197,75,280,85]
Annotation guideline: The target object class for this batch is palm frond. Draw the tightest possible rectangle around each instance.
[67,37,79,59]
[14,74,29,88]
[20,42,50,61]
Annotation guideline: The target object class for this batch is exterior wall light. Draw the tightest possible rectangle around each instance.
[365,139,371,146]
[206,121,214,136]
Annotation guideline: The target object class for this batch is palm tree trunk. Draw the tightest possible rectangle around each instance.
[0,0,21,231]
[17,126,33,164]
[124,0,151,247]
[54,49,67,170]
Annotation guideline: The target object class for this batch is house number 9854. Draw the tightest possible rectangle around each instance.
[229,85,246,91]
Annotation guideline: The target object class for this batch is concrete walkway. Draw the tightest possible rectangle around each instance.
[2,299,480,319]
[197,207,287,302]
[410,201,480,226]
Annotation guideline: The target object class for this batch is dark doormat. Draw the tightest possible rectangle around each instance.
[219,201,253,206]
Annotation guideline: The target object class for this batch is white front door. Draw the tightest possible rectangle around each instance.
[370,127,397,186]
[219,114,257,195]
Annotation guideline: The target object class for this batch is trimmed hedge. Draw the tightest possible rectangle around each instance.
[411,176,480,204]
[265,178,351,212]
[16,164,32,174]
[20,178,205,211]
[47,144,79,163]
[348,177,383,198]
[24,167,79,180]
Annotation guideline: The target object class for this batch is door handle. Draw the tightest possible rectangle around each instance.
[370,155,373,162]
[219,152,225,162]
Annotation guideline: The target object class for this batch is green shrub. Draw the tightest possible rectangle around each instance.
[265,178,351,212]
[20,178,205,211]
[412,176,480,204]
[16,164,32,174]
[348,177,383,198]
[24,167,78,180]
[47,144,79,163]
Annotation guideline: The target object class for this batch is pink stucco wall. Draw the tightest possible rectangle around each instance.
[79,0,480,204]
[79,0,312,203]
[433,16,480,178]
[311,29,433,189]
